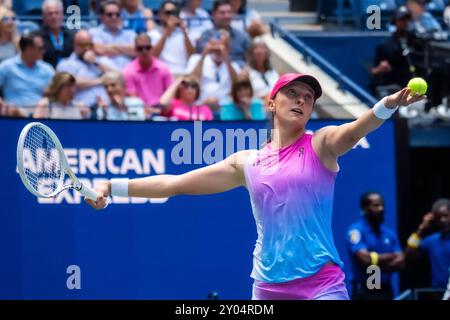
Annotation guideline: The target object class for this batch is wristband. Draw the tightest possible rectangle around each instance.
[111,178,129,197]
[370,251,379,266]
[407,232,421,248]
[373,100,398,119]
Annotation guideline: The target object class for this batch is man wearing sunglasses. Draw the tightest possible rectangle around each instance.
[148,0,195,77]
[57,30,115,109]
[123,33,173,117]
[89,0,136,71]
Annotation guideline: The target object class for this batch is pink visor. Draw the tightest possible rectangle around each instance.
[269,73,322,100]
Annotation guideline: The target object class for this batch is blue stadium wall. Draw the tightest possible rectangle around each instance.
[296,32,389,93]
[0,118,398,299]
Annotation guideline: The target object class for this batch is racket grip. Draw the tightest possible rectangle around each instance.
[80,184,98,201]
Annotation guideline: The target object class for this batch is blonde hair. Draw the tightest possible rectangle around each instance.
[101,71,125,88]
[0,5,18,49]
[44,72,76,100]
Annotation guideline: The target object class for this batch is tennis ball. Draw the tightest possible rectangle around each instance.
[407,77,427,95]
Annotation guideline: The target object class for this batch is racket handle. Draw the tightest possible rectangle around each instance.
[80,183,98,201]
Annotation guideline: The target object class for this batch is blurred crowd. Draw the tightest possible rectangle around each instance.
[347,193,450,300]
[0,0,279,121]
[371,0,450,119]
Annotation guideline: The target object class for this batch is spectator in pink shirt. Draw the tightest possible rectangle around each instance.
[159,74,213,121]
[123,33,173,110]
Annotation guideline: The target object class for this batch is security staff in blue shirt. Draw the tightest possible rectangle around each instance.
[347,192,405,300]
[406,198,450,289]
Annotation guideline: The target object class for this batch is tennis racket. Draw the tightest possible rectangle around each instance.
[16,122,98,201]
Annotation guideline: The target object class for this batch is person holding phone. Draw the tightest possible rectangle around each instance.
[148,0,195,77]
[196,0,250,68]
[57,30,115,109]
[405,198,450,289]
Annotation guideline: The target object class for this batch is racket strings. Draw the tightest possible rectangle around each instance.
[22,125,63,195]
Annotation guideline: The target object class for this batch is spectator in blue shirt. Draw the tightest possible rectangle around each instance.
[220,76,266,120]
[121,0,155,33]
[406,198,450,289]
[0,32,55,116]
[347,192,405,300]
[406,0,442,33]
[196,0,250,67]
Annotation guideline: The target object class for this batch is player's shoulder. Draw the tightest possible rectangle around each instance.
[312,125,338,144]
[232,149,257,162]
[228,149,257,170]
[313,125,339,137]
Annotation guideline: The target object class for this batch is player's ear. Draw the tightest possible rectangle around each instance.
[268,99,276,114]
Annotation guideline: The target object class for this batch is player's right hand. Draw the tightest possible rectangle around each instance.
[85,181,111,210]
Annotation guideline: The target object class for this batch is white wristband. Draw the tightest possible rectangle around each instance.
[111,178,129,197]
[373,100,398,119]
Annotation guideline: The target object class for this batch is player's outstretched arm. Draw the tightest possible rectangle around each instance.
[315,87,425,158]
[85,151,249,210]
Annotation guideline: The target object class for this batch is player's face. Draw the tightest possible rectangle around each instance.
[269,81,315,130]
[434,206,450,232]
[365,194,385,224]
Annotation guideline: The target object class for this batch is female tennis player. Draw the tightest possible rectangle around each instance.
[86,73,424,300]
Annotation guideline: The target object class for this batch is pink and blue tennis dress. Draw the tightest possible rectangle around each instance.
[244,132,349,300]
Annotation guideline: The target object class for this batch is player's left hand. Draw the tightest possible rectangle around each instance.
[384,88,425,108]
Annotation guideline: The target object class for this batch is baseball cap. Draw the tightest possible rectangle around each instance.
[269,73,322,100]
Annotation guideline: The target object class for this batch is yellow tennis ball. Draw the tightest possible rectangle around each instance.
[407,77,427,95]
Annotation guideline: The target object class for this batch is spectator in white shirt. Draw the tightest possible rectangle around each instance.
[186,32,239,113]
[148,1,195,77]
